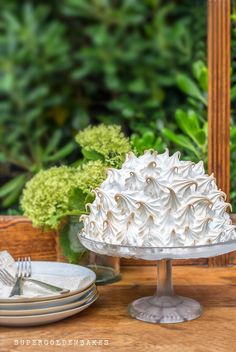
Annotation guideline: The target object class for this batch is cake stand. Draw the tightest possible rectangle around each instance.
[79,235,236,324]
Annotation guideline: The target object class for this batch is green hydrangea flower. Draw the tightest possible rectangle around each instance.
[77,160,107,194]
[21,166,80,229]
[75,124,131,167]
[21,162,107,229]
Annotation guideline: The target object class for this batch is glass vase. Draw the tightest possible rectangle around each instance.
[57,216,121,284]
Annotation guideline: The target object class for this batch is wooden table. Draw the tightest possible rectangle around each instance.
[1,265,236,352]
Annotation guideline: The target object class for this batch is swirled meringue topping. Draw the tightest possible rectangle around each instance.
[80,149,236,247]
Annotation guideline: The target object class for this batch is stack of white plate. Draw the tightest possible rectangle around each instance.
[0,261,97,327]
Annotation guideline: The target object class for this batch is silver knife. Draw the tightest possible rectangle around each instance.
[22,278,70,294]
[9,277,23,297]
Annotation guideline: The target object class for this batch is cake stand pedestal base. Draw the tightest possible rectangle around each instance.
[128,259,202,324]
[129,295,202,324]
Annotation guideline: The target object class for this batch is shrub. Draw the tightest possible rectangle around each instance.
[0,0,207,211]
[0,3,76,209]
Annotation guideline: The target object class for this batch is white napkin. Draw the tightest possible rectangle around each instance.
[0,251,89,299]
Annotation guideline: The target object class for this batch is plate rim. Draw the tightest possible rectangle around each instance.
[0,288,98,316]
[0,293,98,321]
[0,261,96,303]
[0,283,96,307]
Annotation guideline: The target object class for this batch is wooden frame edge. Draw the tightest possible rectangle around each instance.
[208,0,231,267]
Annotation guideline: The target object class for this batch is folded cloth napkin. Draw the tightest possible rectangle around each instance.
[0,251,90,299]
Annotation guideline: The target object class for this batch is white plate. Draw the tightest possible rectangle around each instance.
[0,287,98,316]
[0,284,96,310]
[0,294,98,327]
[0,261,96,303]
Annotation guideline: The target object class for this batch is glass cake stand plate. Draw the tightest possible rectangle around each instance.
[79,235,236,324]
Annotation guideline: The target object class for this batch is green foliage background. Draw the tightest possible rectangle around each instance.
[2,0,236,212]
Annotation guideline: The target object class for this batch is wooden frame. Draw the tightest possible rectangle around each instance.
[208,0,232,266]
[0,0,234,267]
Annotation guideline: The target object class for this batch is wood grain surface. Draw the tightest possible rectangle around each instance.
[1,266,236,352]
[207,0,231,266]
[0,216,57,261]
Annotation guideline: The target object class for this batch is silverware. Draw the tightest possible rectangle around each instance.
[5,257,70,297]
[23,257,70,294]
[0,268,16,286]
[9,259,24,297]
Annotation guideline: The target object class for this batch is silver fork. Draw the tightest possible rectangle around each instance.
[0,268,16,286]
[5,257,70,297]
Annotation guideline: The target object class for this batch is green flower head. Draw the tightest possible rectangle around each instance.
[21,166,81,229]
[75,124,131,168]
[21,162,108,229]
[77,160,108,194]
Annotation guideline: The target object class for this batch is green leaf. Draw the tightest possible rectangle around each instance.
[142,131,155,145]
[199,68,208,92]
[175,109,187,130]
[44,142,75,162]
[176,74,207,105]
[45,130,62,155]
[59,218,87,263]
[47,209,86,229]
[192,61,205,81]
[68,188,87,212]
[26,107,43,122]
[2,176,27,207]
[85,192,95,205]
[0,174,26,197]
[128,79,146,93]
[81,148,104,161]
[187,110,201,130]
[195,130,206,146]
[46,215,61,229]
[231,126,236,139]
[27,86,49,103]
[192,60,208,91]
[175,109,196,133]
[231,85,236,101]
[175,109,205,148]
[162,128,199,157]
